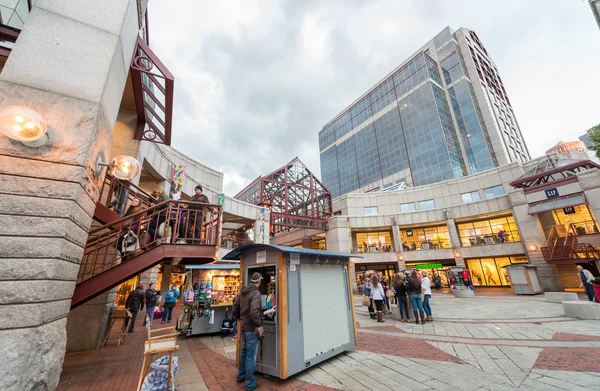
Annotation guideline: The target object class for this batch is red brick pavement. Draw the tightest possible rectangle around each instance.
[186,338,338,391]
[360,325,407,333]
[533,347,600,372]
[354,332,464,364]
[551,332,600,342]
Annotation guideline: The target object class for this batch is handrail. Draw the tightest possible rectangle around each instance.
[79,200,222,284]
[98,173,154,215]
[568,220,600,236]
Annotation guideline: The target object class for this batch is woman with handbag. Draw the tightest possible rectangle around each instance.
[407,271,425,324]
[392,273,410,323]
[421,274,433,321]
[371,275,386,323]
[362,275,376,319]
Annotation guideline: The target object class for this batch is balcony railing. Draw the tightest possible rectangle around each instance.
[356,244,394,253]
[541,243,600,263]
[98,173,153,215]
[461,231,520,247]
[401,239,451,251]
[569,220,600,236]
[79,200,222,284]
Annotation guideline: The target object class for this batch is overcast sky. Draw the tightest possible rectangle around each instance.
[149,0,600,195]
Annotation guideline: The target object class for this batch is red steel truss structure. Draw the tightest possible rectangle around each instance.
[235,158,332,235]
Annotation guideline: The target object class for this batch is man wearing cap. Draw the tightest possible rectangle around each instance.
[186,185,210,242]
[232,272,264,390]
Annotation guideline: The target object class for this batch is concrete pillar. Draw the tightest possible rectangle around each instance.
[391,215,402,252]
[301,235,312,249]
[0,1,139,389]
[325,217,352,253]
[445,217,465,267]
[578,169,600,222]
[509,190,564,292]
[160,264,173,294]
[65,289,117,352]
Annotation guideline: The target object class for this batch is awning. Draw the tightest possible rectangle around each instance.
[528,193,585,215]
[222,243,361,260]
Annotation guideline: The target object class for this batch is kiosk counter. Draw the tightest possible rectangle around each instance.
[223,244,361,380]
[183,264,240,336]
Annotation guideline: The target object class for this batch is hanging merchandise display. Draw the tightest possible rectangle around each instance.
[446,267,475,298]
[177,264,240,336]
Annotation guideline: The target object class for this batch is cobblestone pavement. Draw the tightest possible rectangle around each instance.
[58,292,600,390]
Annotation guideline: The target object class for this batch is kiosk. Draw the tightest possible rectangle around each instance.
[180,264,240,336]
[502,264,543,295]
[223,244,360,380]
[446,267,475,298]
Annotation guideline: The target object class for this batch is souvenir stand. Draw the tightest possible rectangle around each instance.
[177,264,240,336]
[501,264,543,295]
[446,267,475,298]
[223,244,360,380]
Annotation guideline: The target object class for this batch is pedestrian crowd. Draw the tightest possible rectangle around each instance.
[362,270,440,324]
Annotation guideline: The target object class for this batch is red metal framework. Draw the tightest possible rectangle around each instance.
[235,158,332,235]
[73,199,222,308]
[130,36,174,145]
[510,157,600,190]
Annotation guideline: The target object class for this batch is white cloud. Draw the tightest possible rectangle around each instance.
[148,0,600,196]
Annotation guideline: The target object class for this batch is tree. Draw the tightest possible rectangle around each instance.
[589,124,600,159]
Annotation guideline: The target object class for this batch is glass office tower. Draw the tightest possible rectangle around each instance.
[320,27,531,198]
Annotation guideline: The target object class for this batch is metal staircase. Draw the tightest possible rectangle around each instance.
[72,199,222,309]
[541,225,600,263]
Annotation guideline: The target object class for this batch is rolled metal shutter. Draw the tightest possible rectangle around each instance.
[300,263,351,361]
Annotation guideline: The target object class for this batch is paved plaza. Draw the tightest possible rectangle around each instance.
[57,291,600,390]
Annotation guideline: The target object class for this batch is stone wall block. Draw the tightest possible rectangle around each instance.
[0,215,89,247]
[0,319,67,390]
[0,258,80,282]
[0,237,84,263]
[0,280,76,304]
[0,194,93,231]
[577,169,600,191]
[0,9,119,104]
[0,299,71,330]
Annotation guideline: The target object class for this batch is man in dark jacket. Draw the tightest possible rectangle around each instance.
[124,284,145,333]
[233,272,264,391]
[142,283,158,327]
[186,185,210,242]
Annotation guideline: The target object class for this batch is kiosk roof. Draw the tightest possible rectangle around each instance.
[222,243,362,260]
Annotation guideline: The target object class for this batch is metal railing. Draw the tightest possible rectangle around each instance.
[98,173,153,215]
[401,239,451,251]
[461,231,520,247]
[569,220,600,236]
[541,243,600,262]
[78,200,222,284]
[220,237,253,249]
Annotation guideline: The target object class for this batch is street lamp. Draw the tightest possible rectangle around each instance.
[0,106,48,147]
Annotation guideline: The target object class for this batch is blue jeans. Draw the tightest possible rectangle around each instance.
[143,306,155,326]
[584,283,596,302]
[124,308,139,332]
[236,331,259,390]
[397,295,409,319]
[410,293,424,312]
[383,296,391,310]
[162,305,174,322]
[423,294,432,317]
[232,320,237,337]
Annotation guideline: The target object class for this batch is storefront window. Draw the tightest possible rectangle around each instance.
[399,225,450,250]
[457,215,520,246]
[312,239,326,250]
[355,263,397,293]
[466,256,527,287]
[552,205,597,235]
[355,231,393,253]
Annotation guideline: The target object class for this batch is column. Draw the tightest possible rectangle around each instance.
[578,169,600,223]
[509,190,564,292]
[392,215,406,271]
[0,1,139,389]
[446,217,465,267]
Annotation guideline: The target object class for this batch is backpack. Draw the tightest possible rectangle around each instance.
[221,317,234,334]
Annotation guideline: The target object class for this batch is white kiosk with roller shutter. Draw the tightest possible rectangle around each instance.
[223,244,360,379]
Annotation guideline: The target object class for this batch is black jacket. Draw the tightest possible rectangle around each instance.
[232,285,262,332]
[145,288,158,307]
[126,287,145,311]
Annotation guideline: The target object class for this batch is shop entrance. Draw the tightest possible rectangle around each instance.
[354,263,397,293]
[405,260,456,287]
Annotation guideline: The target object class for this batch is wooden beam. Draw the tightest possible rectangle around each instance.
[277,251,288,379]
[346,260,358,346]
[235,255,243,367]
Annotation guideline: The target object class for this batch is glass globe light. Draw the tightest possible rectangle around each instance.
[0,106,48,147]
[109,155,141,180]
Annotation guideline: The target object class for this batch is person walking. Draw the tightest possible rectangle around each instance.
[143,283,158,327]
[421,274,433,322]
[371,275,386,323]
[577,265,596,301]
[433,274,441,293]
[407,271,425,324]
[392,273,410,323]
[381,276,391,311]
[162,284,179,324]
[363,274,376,319]
[233,272,264,391]
[124,284,145,333]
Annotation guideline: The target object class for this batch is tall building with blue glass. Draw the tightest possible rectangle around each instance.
[319,27,531,198]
